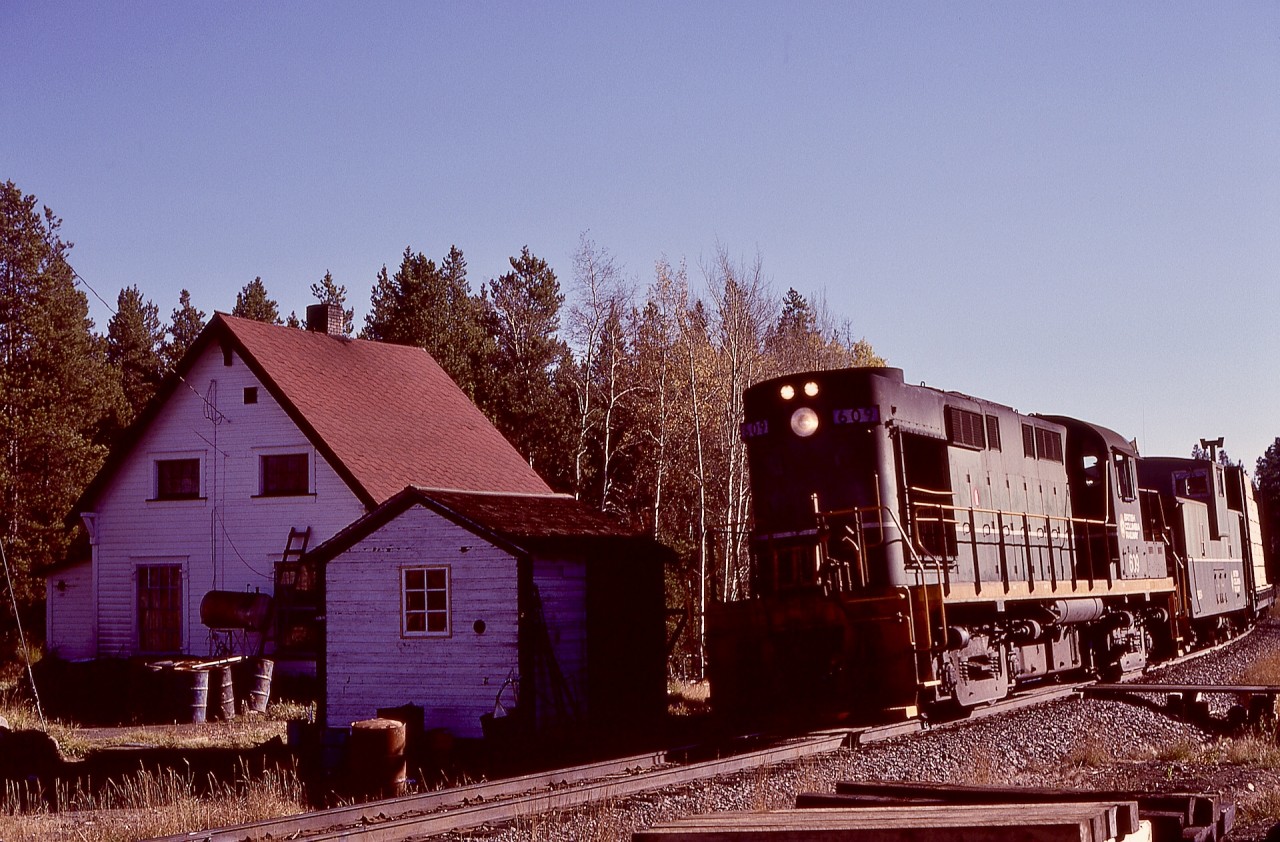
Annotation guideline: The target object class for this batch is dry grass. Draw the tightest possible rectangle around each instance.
[0,684,311,840]
[1236,650,1280,686]
[0,764,307,842]
[1240,784,1280,828]
[667,678,711,716]
[958,746,1005,784]
[0,685,304,759]
[1063,735,1114,768]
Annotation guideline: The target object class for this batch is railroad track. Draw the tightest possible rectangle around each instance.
[151,629,1257,842]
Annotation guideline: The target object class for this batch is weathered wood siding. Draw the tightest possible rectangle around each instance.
[324,504,520,737]
[530,555,589,726]
[45,559,94,660]
[58,344,366,660]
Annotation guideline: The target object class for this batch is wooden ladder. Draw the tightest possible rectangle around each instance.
[281,526,311,564]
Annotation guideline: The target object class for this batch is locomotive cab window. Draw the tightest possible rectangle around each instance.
[1176,470,1209,497]
[1113,451,1136,502]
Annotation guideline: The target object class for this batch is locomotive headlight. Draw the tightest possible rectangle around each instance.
[790,406,819,437]
[804,381,819,397]
[779,384,795,400]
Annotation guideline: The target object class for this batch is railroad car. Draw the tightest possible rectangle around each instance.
[707,367,1274,725]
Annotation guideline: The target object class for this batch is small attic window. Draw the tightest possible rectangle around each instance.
[244,387,258,404]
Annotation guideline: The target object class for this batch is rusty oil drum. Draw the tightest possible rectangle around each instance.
[349,718,407,799]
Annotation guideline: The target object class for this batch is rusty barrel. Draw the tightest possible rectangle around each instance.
[349,718,407,799]
[207,666,236,721]
[237,657,273,713]
[174,668,208,724]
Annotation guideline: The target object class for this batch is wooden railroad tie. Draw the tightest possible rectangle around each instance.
[633,781,1235,842]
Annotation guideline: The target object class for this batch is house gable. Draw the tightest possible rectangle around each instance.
[57,315,555,663]
[323,502,521,736]
[83,340,367,658]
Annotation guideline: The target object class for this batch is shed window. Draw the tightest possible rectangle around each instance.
[945,407,985,450]
[156,458,200,500]
[403,567,450,636]
[260,454,309,496]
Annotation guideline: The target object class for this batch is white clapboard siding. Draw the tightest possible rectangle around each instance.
[71,344,366,659]
[45,559,95,660]
[324,503,520,738]
[531,556,588,724]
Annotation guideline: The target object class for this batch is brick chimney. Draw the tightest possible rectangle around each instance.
[306,303,345,336]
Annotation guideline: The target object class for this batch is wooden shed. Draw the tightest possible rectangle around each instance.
[308,486,669,745]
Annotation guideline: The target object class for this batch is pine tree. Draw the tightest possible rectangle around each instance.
[0,181,121,605]
[232,277,281,324]
[479,246,573,488]
[162,289,205,371]
[1256,440,1280,563]
[362,246,488,398]
[106,285,164,425]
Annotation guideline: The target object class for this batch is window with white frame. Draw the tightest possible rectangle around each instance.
[259,453,309,496]
[155,458,201,500]
[402,566,450,636]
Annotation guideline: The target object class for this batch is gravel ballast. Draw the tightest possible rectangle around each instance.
[443,621,1280,841]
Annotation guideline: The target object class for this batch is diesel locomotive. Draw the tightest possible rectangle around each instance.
[707,367,1274,724]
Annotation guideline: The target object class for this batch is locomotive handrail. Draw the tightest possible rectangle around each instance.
[902,495,1125,596]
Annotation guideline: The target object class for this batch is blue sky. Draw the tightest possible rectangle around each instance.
[3,3,1278,466]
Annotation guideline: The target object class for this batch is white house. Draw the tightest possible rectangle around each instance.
[309,486,668,741]
[46,305,551,673]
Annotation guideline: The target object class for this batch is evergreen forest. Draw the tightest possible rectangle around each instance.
[0,181,884,673]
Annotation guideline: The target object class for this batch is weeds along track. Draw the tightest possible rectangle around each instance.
[148,629,1260,842]
[148,735,845,842]
[146,687,1089,842]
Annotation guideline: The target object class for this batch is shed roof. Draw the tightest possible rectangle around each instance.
[309,486,658,563]
[75,314,550,513]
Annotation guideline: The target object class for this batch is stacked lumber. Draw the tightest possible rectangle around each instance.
[634,801,1142,841]
[632,781,1235,841]
[799,781,1232,842]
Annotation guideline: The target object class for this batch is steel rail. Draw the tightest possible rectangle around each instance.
[296,733,848,842]
[153,624,1266,841]
[151,749,666,842]
[151,734,846,842]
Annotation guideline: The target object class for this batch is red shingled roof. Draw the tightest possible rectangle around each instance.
[220,316,550,503]
[76,315,550,514]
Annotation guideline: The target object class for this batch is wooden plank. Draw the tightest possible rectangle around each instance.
[833,781,1192,833]
[635,804,1125,842]
[797,793,1136,836]
[1217,802,1236,836]
[833,781,1204,814]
